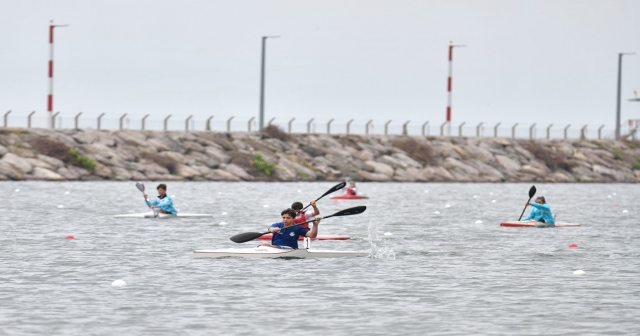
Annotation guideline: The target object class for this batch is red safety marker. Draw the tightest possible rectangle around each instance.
[65,235,75,239]
[568,243,578,248]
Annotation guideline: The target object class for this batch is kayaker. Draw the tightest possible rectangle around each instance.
[346,181,357,196]
[522,196,555,226]
[143,183,177,215]
[291,200,320,229]
[262,208,321,249]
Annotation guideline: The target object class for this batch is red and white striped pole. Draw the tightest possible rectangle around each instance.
[446,41,465,136]
[47,20,68,129]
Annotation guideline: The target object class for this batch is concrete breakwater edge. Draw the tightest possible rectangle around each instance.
[1,126,639,182]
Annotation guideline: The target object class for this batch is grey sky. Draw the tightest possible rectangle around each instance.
[1,0,639,135]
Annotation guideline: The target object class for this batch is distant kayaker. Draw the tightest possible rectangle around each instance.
[143,183,177,215]
[262,208,321,249]
[522,196,554,226]
[291,200,320,229]
[346,181,358,196]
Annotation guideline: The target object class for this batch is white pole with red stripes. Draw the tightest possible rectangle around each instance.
[48,20,68,129]
[446,41,465,136]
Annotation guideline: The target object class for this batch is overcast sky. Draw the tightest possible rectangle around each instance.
[1,0,639,135]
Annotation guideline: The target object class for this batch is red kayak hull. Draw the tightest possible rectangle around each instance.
[330,194,369,200]
[258,234,351,240]
[500,221,581,227]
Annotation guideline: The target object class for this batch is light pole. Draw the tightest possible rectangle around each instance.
[445,41,466,136]
[47,20,69,129]
[259,35,280,131]
[615,52,635,140]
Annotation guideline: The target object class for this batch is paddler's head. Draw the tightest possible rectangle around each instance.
[291,202,304,213]
[281,208,296,226]
[157,183,167,196]
[535,196,546,204]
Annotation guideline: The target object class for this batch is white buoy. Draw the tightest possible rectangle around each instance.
[64,191,70,194]
[219,221,227,226]
[263,204,269,208]
[424,190,429,193]
[573,270,585,276]
[607,195,612,199]
[473,195,478,199]
[14,189,19,192]
[57,205,64,208]
[489,192,493,195]
[491,200,496,203]
[217,192,222,195]
[434,211,440,215]
[622,210,628,214]
[383,232,393,236]
[297,189,302,193]
[221,212,227,216]
[111,279,127,287]
[445,204,451,208]
[475,220,483,224]
[612,192,617,196]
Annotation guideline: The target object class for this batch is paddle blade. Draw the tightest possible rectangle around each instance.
[301,181,348,211]
[230,231,268,244]
[528,185,537,198]
[136,181,145,192]
[324,205,367,219]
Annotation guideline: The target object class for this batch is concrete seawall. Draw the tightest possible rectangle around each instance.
[1,127,639,182]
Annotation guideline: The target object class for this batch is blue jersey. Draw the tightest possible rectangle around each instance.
[523,203,554,224]
[269,222,310,249]
[145,194,177,214]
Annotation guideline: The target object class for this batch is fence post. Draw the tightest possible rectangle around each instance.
[248,117,255,132]
[529,123,536,140]
[366,120,373,135]
[164,115,172,131]
[307,118,315,133]
[494,122,501,137]
[327,118,334,134]
[402,121,410,135]
[458,122,466,137]
[598,125,605,139]
[384,120,392,135]
[268,117,275,126]
[75,112,82,130]
[440,121,449,136]
[422,121,429,136]
[119,113,127,130]
[476,122,484,137]
[3,110,11,127]
[580,125,588,139]
[27,111,36,128]
[227,116,234,132]
[97,112,105,130]
[511,123,519,138]
[546,124,553,139]
[564,124,571,139]
[141,114,149,130]
[288,118,295,133]
[347,119,354,134]
[206,116,214,131]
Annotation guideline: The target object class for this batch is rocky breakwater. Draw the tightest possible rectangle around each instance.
[0,126,639,182]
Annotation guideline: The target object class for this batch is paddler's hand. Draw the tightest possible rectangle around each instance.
[270,227,281,233]
[143,193,148,198]
[309,200,316,206]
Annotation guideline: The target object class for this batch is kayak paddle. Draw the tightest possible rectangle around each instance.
[518,185,537,221]
[229,205,367,244]
[136,181,158,218]
[300,181,346,212]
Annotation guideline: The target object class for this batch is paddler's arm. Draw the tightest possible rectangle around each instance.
[268,224,281,233]
[305,217,321,238]
[143,193,155,208]
[156,195,174,212]
[309,200,320,216]
[521,208,535,221]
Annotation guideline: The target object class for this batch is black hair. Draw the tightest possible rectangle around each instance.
[536,196,546,203]
[157,183,167,190]
[291,202,303,211]
[281,208,296,218]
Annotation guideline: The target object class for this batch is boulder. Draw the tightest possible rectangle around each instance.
[2,153,33,174]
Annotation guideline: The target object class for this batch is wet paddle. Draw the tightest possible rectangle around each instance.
[518,185,537,221]
[300,181,347,212]
[229,205,367,243]
[136,181,158,218]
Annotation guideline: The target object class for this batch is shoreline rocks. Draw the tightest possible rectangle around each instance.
[1,127,639,182]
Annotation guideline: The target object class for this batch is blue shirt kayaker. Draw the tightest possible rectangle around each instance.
[263,208,320,249]
[143,183,177,215]
[522,196,554,226]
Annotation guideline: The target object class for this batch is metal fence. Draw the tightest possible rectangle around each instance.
[2,109,638,141]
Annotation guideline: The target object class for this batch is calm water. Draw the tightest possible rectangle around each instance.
[1,181,638,335]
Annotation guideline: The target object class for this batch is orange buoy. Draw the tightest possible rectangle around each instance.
[65,235,75,239]
[568,243,578,248]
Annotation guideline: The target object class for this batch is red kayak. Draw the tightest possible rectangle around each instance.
[258,234,351,240]
[500,221,581,227]
[330,194,369,200]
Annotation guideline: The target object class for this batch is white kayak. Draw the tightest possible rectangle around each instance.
[114,212,213,219]
[193,246,369,259]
